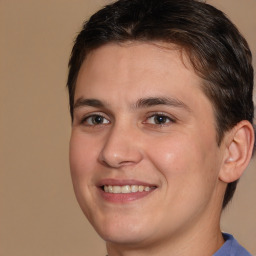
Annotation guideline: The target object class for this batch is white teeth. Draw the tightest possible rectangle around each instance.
[103,185,154,193]
[113,186,121,193]
[131,185,138,192]
[121,185,130,193]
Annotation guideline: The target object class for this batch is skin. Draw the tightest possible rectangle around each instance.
[69,42,253,256]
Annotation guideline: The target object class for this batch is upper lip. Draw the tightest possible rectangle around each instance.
[98,178,157,187]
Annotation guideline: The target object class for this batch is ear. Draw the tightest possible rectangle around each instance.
[219,120,255,183]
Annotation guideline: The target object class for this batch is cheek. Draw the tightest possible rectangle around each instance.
[147,135,199,174]
[69,132,100,216]
[69,132,98,182]
[146,134,221,221]
[146,132,219,188]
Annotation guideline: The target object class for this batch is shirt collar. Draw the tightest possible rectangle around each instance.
[213,233,251,256]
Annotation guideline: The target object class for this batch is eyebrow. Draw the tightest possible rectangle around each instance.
[73,96,191,112]
[133,97,191,111]
[74,98,106,109]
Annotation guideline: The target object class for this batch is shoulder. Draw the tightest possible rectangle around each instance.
[214,233,252,256]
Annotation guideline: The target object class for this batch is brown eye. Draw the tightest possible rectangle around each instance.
[154,115,168,124]
[146,114,173,125]
[84,115,110,125]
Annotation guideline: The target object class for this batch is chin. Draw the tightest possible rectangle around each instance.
[91,213,152,245]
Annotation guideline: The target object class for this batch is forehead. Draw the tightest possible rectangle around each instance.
[75,42,206,102]
[74,41,216,138]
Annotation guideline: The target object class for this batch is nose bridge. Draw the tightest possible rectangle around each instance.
[99,119,143,168]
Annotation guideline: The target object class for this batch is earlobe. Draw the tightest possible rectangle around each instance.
[219,120,255,183]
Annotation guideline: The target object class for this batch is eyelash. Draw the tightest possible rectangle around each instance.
[80,112,176,127]
[144,113,176,126]
[81,113,110,127]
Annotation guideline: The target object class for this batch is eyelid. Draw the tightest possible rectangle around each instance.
[76,111,177,127]
[80,112,111,125]
[144,112,176,125]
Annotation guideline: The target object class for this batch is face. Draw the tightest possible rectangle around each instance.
[69,42,225,248]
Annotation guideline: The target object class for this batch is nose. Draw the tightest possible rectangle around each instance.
[98,123,143,168]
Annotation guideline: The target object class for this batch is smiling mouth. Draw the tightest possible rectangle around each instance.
[101,185,157,193]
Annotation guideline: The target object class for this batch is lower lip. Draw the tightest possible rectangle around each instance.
[98,188,155,203]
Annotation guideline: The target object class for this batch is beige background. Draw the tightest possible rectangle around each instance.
[0,0,255,255]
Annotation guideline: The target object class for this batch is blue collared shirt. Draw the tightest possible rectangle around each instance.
[214,233,252,256]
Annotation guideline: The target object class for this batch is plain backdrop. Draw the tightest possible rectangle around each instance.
[1,0,255,255]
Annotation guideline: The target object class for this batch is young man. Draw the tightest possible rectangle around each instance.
[67,0,255,255]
